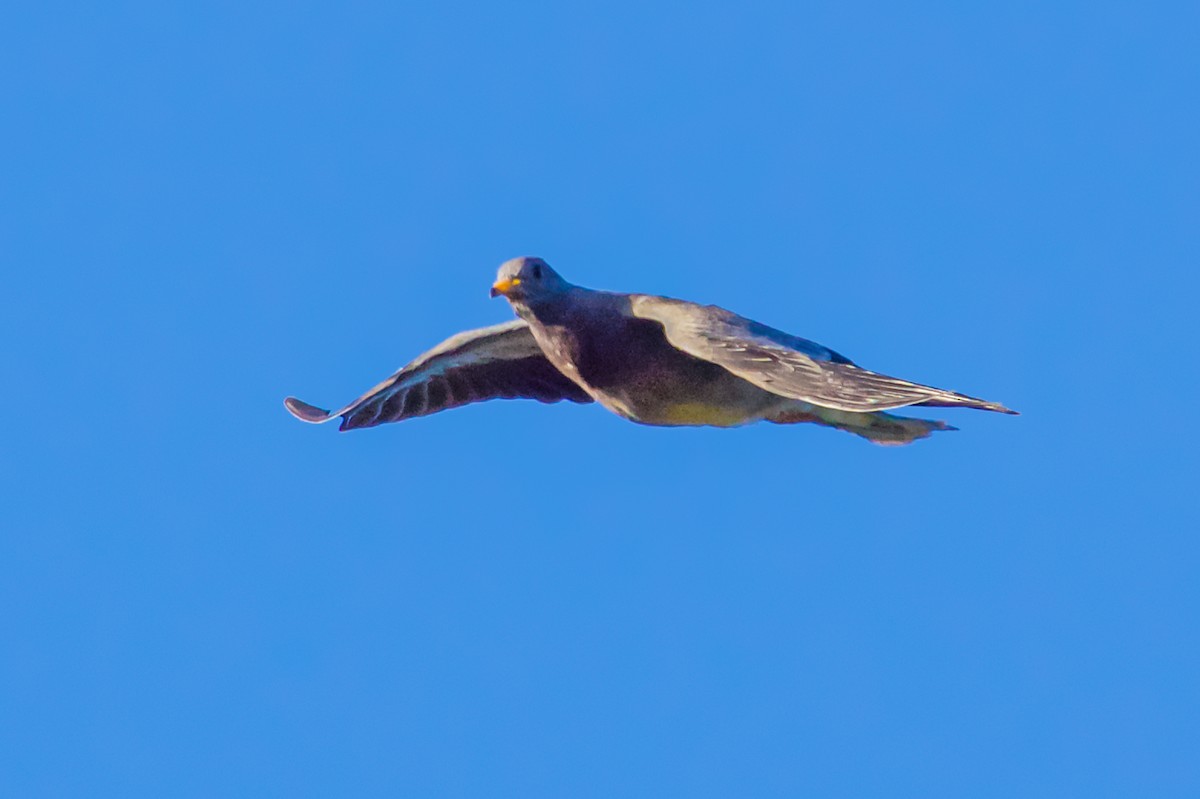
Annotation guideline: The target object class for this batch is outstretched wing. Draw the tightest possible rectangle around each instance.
[630,295,1016,414]
[285,320,593,430]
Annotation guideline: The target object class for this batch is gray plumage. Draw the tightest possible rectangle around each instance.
[286,256,1016,445]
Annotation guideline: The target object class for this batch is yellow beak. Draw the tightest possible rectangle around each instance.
[490,277,521,298]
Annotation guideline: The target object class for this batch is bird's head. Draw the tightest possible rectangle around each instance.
[490,256,568,305]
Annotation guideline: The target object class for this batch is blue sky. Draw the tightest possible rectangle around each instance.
[2,1,1197,796]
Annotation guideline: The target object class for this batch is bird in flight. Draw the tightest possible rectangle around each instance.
[285,256,1016,445]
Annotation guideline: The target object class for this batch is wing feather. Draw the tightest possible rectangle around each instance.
[284,319,593,430]
[630,295,1016,414]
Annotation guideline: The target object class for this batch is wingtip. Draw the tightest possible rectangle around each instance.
[284,396,336,423]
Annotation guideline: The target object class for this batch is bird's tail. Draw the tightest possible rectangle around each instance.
[769,406,956,446]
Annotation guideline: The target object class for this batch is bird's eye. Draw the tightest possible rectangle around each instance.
[532,264,542,279]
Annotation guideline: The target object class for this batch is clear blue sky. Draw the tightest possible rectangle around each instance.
[2,2,1197,796]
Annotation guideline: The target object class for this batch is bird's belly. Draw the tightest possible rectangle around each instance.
[652,401,755,427]
[594,375,779,428]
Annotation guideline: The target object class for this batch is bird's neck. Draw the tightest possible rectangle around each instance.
[512,287,585,326]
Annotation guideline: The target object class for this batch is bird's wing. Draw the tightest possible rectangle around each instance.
[285,319,593,430]
[630,295,1016,414]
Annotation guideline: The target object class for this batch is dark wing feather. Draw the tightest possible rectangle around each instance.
[284,320,593,430]
[631,295,1016,414]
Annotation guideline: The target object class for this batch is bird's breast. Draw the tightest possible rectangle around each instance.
[526,311,776,427]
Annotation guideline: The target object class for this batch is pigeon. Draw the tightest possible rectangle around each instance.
[285,257,1016,444]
